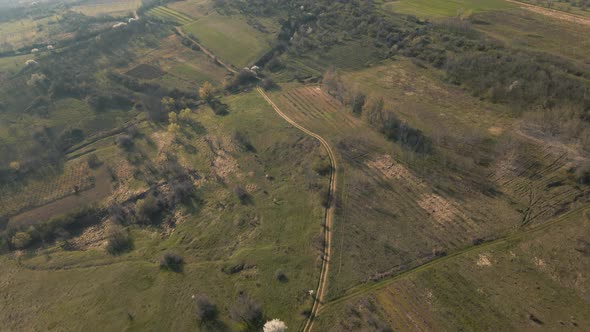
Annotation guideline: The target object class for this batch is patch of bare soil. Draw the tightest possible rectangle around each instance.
[69,218,113,250]
[151,131,175,160]
[488,126,503,136]
[245,183,259,193]
[476,253,493,267]
[366,155,425,188]
[417,193,463,224]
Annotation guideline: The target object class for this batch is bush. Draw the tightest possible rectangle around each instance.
[87,153,101,169]
[230,294,263,327]
[261,77,277,91]
[11,231,32,250]
[313,158,332,176]
[106,225,132,254]
[194,294,218,322]
[159,252,184,272]
[234,186,251,205]
[136,194,162,223]
[274,269,288,282]
[233,131,256,152]
[575,162,590,185]
[117,135,134,151]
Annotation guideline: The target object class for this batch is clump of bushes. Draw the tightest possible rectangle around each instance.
[274,269,288,282]
[230,293,263,328]
[159,252,184,272]
[194,294,218,322]
[117,134,134,151]
[234,186,251,205]
[135,194,162,224]
[87,153,102,169]
[106,225,132,254]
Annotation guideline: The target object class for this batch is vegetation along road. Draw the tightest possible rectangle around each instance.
[257,87,337,332]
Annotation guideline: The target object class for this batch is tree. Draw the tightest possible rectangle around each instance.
[194,294,218,322]
[11,231,32,250]
[199,81,214,101]
[230,294,263,327]
[168,111,178,124]
[106,225,132,254]
[167,122,180,134]
[179,108,192,121]
[159,252,184,272]
[351,91,366,115]
[264,319,287,332]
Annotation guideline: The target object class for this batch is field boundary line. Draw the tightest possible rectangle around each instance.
[505,0,590,26]
[320,203,590,311]
[256,87,336,332]
[174,27,238,74]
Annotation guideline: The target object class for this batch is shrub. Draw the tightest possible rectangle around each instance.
[234,186,251,205]
[106,225,132,254]
[11,231,32,250]
[313,158,332,176]
[261,77,277,91]
[233,131,256,152]
[117,135,134,151]
[575,162,590,185]
[230,294,263,327]
[136,194,161,223]
[87,153,101,169]
[274,269,288,282]
[159,252,184,272]
[194,294,218,322]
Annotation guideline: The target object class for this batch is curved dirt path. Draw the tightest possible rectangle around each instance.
[257,87,336,332]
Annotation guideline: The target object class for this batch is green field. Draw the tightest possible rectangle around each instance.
[472,9,590,66]
[315,208,590,330]
[383,0,515,18]
[183,15,277,68]
[146,6,193,25]
[0,90,329,330]
[72,0,142,17]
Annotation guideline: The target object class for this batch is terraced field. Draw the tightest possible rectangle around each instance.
[72,0,142,17]
[0,160,95,218]
[272,85,521,296]
[146,6,193,25]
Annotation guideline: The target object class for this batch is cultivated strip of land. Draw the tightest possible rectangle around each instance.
[506,0,590,26]
[257,87,337,332]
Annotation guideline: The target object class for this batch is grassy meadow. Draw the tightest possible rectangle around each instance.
[382,0,515,18]
[183,14,279,68]
[0,90,329,330]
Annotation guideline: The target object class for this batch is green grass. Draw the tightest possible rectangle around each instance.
[382,0,515,18]
[315,208,590,330]
[0,91,328,330]
[147,6,193,25]
[72,0,142,17]
[472,9,590,67]
[183,15,276,68]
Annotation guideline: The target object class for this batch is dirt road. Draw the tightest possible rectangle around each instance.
[257,87,336,332]
[506,0,590,26]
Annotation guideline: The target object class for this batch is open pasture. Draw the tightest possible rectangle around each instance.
[182,14,277,68]
[315,207,590,331]
[72,0,142,17]
[273,84,521,296]
[382,0,515,18]
[146,6,193,25]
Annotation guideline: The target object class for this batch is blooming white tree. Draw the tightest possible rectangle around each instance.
[263,319,287,332]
